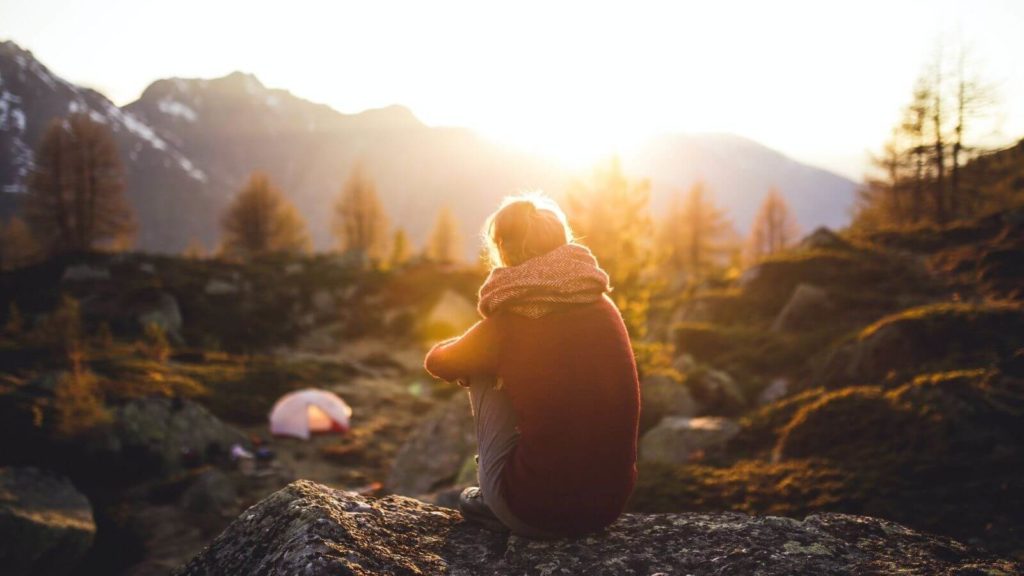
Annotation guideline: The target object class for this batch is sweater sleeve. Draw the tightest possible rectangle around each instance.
[423,317,501,384]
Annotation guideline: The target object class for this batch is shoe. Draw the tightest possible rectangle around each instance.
[458,486,509,533]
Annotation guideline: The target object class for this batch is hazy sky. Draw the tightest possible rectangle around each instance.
[2,0,1022,179]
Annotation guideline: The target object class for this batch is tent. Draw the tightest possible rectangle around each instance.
[269,389,352,440]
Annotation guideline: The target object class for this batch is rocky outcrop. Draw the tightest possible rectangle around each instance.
[817,302,1024,388]
[175,479,1021,576]
[0,467,96,576]
[387,392,475,496]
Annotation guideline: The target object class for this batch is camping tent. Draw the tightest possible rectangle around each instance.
[269,389,352,440]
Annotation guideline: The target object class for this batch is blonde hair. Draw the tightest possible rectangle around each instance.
[483,192,574,269]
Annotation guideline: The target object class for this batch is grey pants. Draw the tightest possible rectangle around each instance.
[467,375,556,539]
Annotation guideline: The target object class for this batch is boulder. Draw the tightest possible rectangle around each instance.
[135,291,182,333]
[61,264,110,282]
[639,374,697,432]
[175,480,1022,576]
[180,469,239,516]
[0,467,96,576]
[387,392,475,496]
[758,377,790,405]
[424,290,479,336]
[799,227,852,251]
[97,397,249,476]
[311,289,334,314]
[640,416,740,465]
[770,283,833,332]
[679,366,745,412]
[204,278,240,296]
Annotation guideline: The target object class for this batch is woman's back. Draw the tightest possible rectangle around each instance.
[496,296,639,535]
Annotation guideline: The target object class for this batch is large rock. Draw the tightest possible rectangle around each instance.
[640,416,740,465]
[133,290,183,336]
[770,283,833,332]
[673,360,747,416]
[639,374,697,432]
[799,227,852,252]
[175,479,1021,576]
[0,467,96,576]
[96,397,249,475]
[387,392,475,496]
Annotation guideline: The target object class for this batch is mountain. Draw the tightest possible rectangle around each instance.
[0,40,215,249]
[626,133,858,231]
[0,40,858,255]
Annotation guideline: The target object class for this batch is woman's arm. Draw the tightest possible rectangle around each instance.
[423,318,500,383]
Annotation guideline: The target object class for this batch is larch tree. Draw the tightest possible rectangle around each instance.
[661,181,734,283]
[748,189,800,261]
[564,157,654,337]
[388,227,412,268]
[220,172,311,258]
[853,41,997,230]
[332,163,389,262]
[23,113,136,254]
[425,206,463,265]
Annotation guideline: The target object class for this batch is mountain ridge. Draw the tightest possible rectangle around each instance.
[1,39,858,254]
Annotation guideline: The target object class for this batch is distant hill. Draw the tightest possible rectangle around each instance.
[0,40,858,254]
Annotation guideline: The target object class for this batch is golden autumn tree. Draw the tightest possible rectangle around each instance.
[748,188,800,261]
[220,172,311,258]
[332,163,389,262]
[388,227,412,268]
[661,181,734,283]
[564,157,654,337]
[24,113,136,254]
[425,206,463,265]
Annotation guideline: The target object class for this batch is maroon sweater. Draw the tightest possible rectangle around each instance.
[424,296,640,535]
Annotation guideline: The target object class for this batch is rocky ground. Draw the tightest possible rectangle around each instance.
[2,206,1024,575]
[176,479,1022,576]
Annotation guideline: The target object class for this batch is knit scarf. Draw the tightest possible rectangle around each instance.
[477,243,612,319]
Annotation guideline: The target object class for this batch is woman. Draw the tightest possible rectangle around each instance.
[423,193,640,538]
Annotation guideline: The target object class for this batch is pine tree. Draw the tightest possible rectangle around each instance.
[220,172,311,258]
[426,206,463,264]
[748,189,800,261]
[332,163,389,262]
[24,113,135,254]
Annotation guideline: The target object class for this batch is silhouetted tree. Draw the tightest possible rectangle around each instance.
[661,181,734,282]
[425,206,463,264]
[220,172,311,258]
[332,163,389,261]
[749,189,799,261]
[854,42,997,230]
[24,113,135,254]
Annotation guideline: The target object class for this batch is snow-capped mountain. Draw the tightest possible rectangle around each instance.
[0,40,858,254]
[0,40,216,250]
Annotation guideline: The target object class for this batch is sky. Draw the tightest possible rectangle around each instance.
[1,0,1022,180]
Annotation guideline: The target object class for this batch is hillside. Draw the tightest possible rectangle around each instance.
[0,40,857,255]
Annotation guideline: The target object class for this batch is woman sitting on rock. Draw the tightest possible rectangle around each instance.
[424,193,640,538]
